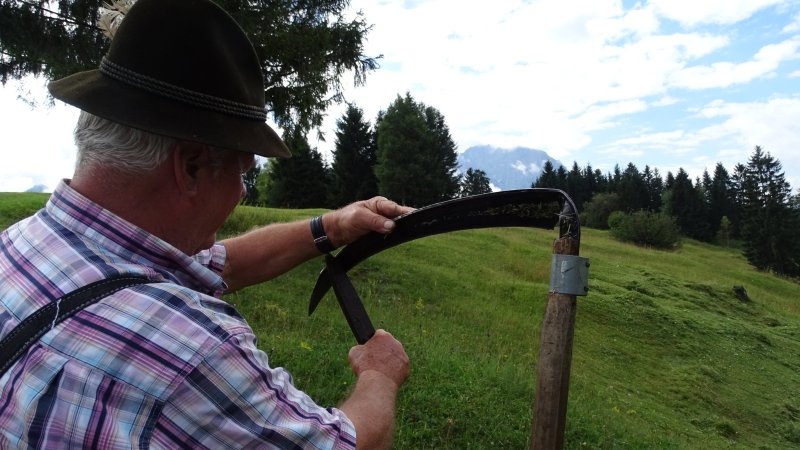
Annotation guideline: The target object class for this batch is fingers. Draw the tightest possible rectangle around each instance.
[348,329,410,388]
[327,196,413,247]
[370,197,414,219]
[362,197,414,235]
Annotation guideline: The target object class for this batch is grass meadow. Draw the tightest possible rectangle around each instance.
[3,194,800,449]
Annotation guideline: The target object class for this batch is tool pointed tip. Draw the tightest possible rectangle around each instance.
[308,295,320,316]
[308,267,332,316]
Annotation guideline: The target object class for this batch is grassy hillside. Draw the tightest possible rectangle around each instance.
[3,195,799,449]
[0,192,50,230]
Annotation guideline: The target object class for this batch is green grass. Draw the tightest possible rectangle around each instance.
[0,192,49,230]
[4,195,799,449]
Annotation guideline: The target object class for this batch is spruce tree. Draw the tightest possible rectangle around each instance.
[423,105,460,201]
[329,104,377,207]
[608,165,622,194]
[707,163,730,237]
[644,166,664,212]
[740,146,799,276]
[581,164,599,205]
[555,165,568,191]
[618,163,648,212]
[593,168,608,194]
[665,171,675,191]
[533,161,558,188]
[375,93,459,207]
[665,168,712,241]
[566,162,585,209]
[263,130,328,208]
[727,163,747,238]
[459,168,492,197]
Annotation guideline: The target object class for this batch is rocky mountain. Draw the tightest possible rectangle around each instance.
[457,145,562,191]
[25,184,49,193]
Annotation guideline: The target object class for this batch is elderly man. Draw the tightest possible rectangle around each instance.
[0,0,410,448]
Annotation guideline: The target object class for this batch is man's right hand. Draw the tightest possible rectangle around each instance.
[339,329,409,450]
[348,329,410,389]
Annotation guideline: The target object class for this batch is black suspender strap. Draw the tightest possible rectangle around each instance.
[0,275,151,377]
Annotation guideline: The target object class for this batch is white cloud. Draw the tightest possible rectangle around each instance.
[696,97,800,156]
[510,161,542,176]
[603,96,800,184]
[511,161,528,174]
[783,12,800,33]
[648,0,788,27]
[0,78,78,192]
[669,37,800,89]
[652,96,680,106]
[329,0,740,160]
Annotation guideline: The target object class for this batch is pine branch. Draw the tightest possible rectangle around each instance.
[17,0,101,30]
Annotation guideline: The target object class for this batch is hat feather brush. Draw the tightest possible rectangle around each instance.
[98,1,135,39]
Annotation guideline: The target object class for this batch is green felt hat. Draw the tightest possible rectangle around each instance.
[48,0,290,158]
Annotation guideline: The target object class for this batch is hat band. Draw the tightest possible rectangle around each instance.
[100,57,267,121]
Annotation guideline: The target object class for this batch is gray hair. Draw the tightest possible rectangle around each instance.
[73,111,175,174]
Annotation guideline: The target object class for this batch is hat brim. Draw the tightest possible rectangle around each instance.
[49,70,291,158]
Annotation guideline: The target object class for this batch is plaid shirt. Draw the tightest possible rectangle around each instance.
[0,181,356,449]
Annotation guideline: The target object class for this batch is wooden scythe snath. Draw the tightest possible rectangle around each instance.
[308,189,589,449]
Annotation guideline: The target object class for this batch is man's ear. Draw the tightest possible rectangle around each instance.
[172,141,208,195]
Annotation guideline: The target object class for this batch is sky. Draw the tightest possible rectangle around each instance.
[2,0,800,192]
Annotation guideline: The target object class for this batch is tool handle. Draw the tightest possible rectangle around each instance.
[325,255,376,344]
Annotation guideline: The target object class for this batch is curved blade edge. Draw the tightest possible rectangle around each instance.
[309,188,567,315]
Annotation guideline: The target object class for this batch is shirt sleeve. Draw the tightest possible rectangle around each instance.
[152,332,357,450]
[193,243,227,276]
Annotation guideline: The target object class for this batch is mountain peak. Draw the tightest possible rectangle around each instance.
[457,145,562,190]
[25,184,50,193]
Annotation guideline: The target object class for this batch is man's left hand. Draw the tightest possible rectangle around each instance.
[323,197,413,248]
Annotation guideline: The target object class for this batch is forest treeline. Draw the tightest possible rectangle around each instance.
[247,96,799,277]
[531,146,800,277]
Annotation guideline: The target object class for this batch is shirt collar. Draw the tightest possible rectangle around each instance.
[46,180,227,295]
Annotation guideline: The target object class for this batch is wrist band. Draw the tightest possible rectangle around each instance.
[310,215,336,254]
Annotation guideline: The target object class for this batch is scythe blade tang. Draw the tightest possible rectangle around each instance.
[309,188,581,343]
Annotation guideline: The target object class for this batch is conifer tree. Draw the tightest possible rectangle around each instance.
[664,172,675,193]
[608,164,623,194]
[532,161,558,188]
[727,163,747,238]
[707,163,731,237]
[644,166,664,212]
[566,162,585,209]
[262,130,328,208]
[555,165,568,191]
[581,164,599,205]
[459,168,492,197]
[618,163,648,212]
[593,168,609,194]
[328,104,377,207]
[740,146,799,276]
[423,105,460,200]
[375,93,459,207]
[665,168,712,241]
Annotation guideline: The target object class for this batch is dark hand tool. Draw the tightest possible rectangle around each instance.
[309,188,582,342]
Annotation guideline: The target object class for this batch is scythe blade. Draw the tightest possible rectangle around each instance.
[308,188,581,341]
